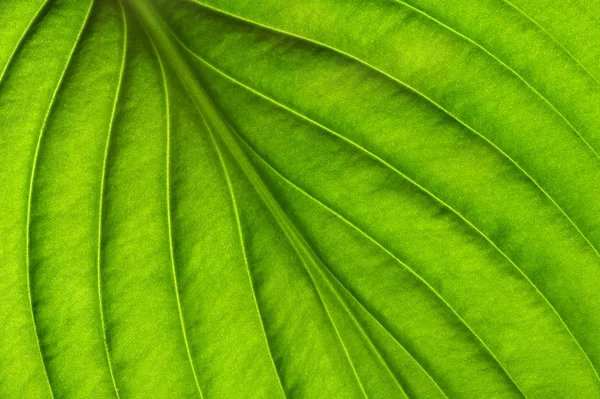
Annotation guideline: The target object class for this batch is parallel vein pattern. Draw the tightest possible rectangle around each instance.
[26,0,96,395]
[170,11,600,385]
[2,0,600,397]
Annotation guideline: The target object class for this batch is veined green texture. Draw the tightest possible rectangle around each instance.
[2,0,600,397]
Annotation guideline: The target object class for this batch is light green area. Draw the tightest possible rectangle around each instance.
[1,0,600,397]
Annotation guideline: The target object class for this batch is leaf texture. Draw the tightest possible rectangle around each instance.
[2,0,600,397]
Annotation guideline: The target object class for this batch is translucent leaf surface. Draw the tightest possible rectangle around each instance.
[2,0,600,397]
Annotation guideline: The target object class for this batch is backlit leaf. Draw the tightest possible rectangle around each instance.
[2,0,600,397]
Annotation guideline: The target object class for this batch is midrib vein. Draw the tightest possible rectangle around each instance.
[240,176,413,398]
[233,132,453,399]
[204,91,419,399]
[125,1,371,395]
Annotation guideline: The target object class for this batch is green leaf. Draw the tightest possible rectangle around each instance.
[2,0,600,397]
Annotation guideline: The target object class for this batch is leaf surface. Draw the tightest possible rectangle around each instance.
[2,0,600,397]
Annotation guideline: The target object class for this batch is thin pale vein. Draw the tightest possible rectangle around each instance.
[236,133,453,398]
[96,0,127,396]
[0,0,50,87]
[283,243,371,399]
[181,39,533,394]
[25,0,96,397]
[500,0,600,86]
[215,116,418,399]
[392,0,600,165]
[214,125,370,399]
[283,223,412,398]
[193,62,372,396]
[203,116,288,399]
[172,17,600,383]
[151,36,204,399]
[185,0,600,269]
[308,246,411,399]
[236,128,526,399]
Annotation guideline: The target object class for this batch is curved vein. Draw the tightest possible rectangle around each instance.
[184,0,600,266]
[234,128,526,399]
[573,0,600,25]
[298,237,413,398]
[184,40,600,385]
[97,1,127,397]
[283,245,371,399]
[236,132,452,398]
[130,2,365,392]
[223,116,441,399]
[25,0,96,396]
[392,0,600,164]
[204,120,287,399]
[212,128,370,399]
[0,0,50,87]
[311,253,440,399]
[280,231,370,399]
[151,36,204,399]
[500,0,600,86]
[180,44,530,395]
[128,0,527,392]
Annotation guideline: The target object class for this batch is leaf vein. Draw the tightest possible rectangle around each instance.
[204,115,288,399]
[0,0,50,87]
[179,35,532,394]
[500,0,600,85]
[97,1,127,396]
[25,0,96,396]
[172,14,600,384]
[391,0,600,171]
[212,128,370,399]
[236,132,454,398]
[184,0,600,270]
[151,35,204,399]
